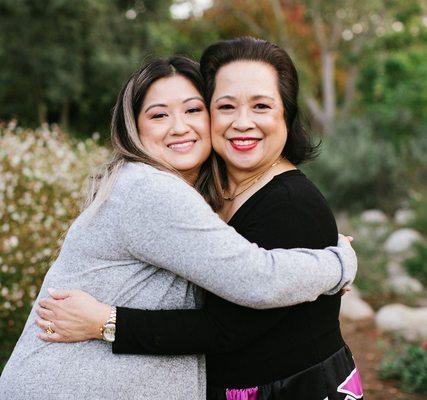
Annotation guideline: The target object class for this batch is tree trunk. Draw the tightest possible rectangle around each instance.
[321,49,336,133]
[60,100,69,131]
[37,102,47,125]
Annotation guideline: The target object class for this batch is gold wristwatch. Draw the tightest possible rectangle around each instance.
[101,306,116,343]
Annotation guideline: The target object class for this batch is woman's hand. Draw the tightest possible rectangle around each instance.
[339,234,354,296]
[35,288,111,343]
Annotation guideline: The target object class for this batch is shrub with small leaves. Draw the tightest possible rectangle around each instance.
[379,341,427,394]
[404,241,427,286]
[0,123,109,371]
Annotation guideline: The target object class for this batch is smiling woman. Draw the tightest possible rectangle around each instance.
[138,75,211,183]
[0,51,357,400]
[211,61,287,173]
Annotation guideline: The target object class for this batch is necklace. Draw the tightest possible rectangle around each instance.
[222,159,281,201]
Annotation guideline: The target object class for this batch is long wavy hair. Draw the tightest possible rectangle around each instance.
[83,56,223,214]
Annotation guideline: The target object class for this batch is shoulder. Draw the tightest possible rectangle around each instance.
[117,162,201,200]
[118,162,185,188]
[117,162,212,217]
[270,170,330,209]
[249,169,336,227]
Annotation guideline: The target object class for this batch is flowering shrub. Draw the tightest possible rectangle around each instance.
[0,123,109,371]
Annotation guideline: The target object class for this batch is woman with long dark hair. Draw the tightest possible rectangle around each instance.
[0,52,356,400]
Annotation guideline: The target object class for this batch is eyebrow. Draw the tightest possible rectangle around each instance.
[144,97,204,113]
[183,96,204,104]
[214,94,275,102]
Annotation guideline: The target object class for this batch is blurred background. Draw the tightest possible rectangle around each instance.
[1,0,426,397]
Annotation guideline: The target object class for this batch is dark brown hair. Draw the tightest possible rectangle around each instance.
[85,56,223,212]
[200,36,318,165]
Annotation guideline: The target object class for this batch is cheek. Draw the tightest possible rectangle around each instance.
[192,115,211,144]
[261,114,287,140]
[138,124,164,150]
[210,111,230,140]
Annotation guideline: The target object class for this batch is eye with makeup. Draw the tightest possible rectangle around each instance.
[150,112,168,120]
[217,103,235,111]
[254,103,272,111]
[186,105,204,114]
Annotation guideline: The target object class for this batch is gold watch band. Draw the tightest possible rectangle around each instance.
[100,306,116,338]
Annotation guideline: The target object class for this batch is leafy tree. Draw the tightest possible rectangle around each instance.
[0,0,176,135]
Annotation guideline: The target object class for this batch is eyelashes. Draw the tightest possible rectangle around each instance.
[217,103,272,111]
[150,107,203,119]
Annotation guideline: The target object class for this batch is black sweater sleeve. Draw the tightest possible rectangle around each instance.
[113,196,315,356]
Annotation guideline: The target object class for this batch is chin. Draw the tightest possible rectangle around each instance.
[171,157,202,172]
[228,156,262,171]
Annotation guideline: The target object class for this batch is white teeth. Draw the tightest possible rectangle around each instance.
[169,141,194,150]
[231,139,258,145]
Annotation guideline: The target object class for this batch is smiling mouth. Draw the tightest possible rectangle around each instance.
[229,137,261,151]
[167,140,197,152]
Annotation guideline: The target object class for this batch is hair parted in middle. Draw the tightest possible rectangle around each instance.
[200,36,319,165]
[85,56,223,214]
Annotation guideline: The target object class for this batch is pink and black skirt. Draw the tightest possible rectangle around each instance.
[207,346,363,400]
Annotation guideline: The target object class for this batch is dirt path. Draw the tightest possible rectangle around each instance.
[341,318,425,400]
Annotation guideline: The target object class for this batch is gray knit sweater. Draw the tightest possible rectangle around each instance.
[0,162,356,400]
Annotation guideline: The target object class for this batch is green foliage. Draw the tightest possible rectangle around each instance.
[409,192,427,237]
[0,124,108,372]
[303,118,402,212]
[379,342,427,394]
[358,24,427,148]
[0,0,176,134]
[404,242,427,286]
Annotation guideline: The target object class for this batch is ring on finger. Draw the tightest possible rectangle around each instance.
[45,323,55,334]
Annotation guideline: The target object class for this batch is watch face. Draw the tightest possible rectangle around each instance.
[103,324,116,342]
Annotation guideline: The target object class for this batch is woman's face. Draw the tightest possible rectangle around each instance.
[138,75,211,180]
[210,61,287,174]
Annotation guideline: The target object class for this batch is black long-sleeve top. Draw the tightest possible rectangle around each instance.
[113,170,346,389]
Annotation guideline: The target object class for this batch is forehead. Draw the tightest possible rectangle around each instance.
[143,75,201,104]
[214,61,279,95]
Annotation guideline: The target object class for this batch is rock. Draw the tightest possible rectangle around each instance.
[416,297,427,307]
[388,275,424,295]
[386,260,406,278]
[340,289,374,321]
[384,228,423,254]
[394,209,415,226]
[360,209,388,224]
[376,304,427,341]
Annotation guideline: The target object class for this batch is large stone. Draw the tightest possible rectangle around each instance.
[388,275,424,295]
[376,304,427,341]
[384,228,423,254]
[340,289,374,321]
[360,209,388,225]
[386,260,406,278]
[394,209,415,226]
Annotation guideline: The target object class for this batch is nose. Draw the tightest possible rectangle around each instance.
[231,108,255,132]
[170,114,190,135]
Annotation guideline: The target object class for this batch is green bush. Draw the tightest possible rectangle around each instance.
[0,123,108,372]
[379,342,427,394]
[404,242,427,286]
[410,192,427,237]
[303,118,402,212]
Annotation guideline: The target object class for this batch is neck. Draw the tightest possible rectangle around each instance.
[226,158,296,193]
[181,168,200,186]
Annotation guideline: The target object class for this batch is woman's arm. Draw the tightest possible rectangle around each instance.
[36,194,349,348]
[118,169,356,309]
[111,196,342,356]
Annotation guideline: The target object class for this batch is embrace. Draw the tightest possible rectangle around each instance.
[0,37,363,400]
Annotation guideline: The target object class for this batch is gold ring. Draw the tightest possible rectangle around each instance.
[45,323,55,334]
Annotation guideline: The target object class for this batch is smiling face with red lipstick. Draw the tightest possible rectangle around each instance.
[210,61,287,176]
[137,75,211,184]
